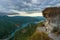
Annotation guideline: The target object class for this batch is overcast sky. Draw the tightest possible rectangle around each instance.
[0,0,60,17]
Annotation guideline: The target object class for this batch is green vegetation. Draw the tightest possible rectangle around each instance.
[28,32,52,40]
[0,19,17,39]
[0,15,45,40]
[0,20,49,40]
[10,21,51,40]
[12,23,37,40]
[36,21,45,27]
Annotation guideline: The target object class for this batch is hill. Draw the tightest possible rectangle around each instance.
[0,15,44,39]
[10,21,52,40]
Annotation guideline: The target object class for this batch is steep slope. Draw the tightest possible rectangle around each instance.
[10,21,52,40]
[28,32,52,40]
[42,7,60,40]
[11,23,37,40]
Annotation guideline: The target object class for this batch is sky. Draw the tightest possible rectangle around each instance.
[0,0,60,17]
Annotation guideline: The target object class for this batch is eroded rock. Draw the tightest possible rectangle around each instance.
[42,7,60,40]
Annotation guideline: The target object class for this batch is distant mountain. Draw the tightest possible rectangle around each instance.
[0,15,45,25]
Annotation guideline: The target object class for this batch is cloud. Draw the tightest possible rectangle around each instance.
[0,0,60,15]
[8,10,43,17]
[31,0,38,4]
[8,12,43,17]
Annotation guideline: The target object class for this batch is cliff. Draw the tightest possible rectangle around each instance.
[42,7,60,18]
[42,7,60,40]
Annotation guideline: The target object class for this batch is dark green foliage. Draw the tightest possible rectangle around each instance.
[12,23,37,40]
[0,16,44,39]
[0,19,17,39]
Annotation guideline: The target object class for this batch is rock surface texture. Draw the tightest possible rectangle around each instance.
[42,7,60,40]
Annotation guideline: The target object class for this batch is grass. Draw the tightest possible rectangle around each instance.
[28,32,52,40]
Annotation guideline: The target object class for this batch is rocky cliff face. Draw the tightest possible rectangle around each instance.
[42,7,60,18]
[42,7,60,40]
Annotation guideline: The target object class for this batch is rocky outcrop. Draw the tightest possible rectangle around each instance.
[42,7,60,18]
[42,7,60,40]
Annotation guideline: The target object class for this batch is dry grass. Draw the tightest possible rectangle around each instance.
[28,32,53,40]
